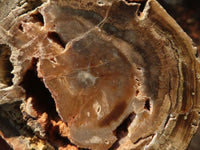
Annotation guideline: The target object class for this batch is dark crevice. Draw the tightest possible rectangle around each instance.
[108,112,135,150]
[18,23,23,31]
[0,44,14,86]
[163,114,170,128]
[50,57,56,63]
[124,0,147,16]
[136,89,139,96]
[47,32,66,48]
[30,11,44,25]
[20,58,58,118]
[19,58,79,149]
[133,134,154,144]
[137,1,147,16]
[195,51,199,58]
[47,124,71,148]
[144,98,150,111]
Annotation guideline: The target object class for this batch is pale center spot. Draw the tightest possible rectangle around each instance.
[77,71,97,88]
[89,136,102,143]
[87,112,90,117]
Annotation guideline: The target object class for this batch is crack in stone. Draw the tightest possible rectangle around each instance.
[133,134,155,144]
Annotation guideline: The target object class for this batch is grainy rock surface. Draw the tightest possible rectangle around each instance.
[0,0,199,150]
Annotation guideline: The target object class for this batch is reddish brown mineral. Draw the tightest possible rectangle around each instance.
[0,0,199,150]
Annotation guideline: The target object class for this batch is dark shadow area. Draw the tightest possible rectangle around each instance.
[30,11,44,25]
[18,23,24,31]
[188,127,200,150]
[156,0,177,18]
[124,0,147,16]
[19,58,79,149]
[157,0,200,47]
[47,123,71,148]
[0,136,12,150]
[109,112,135,150]
[0,44,14,86]
[20,58,58,118]
[0,101,33,138]
[138,1,147,15]
[144,98,150,111]
[47,32,66,48]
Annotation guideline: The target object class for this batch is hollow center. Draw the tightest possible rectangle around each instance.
[20,58,58,117]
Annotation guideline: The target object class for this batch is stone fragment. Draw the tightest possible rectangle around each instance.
[0,0,199,150]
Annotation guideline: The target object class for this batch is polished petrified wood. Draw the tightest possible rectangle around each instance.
[0,0,199,150]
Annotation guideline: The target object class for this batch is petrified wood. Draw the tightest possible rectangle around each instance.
[0,0,199,150]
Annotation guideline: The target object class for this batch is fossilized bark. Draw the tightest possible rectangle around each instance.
[0,0,199,150]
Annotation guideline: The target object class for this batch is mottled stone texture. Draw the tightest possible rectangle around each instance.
[0,0,200,150]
